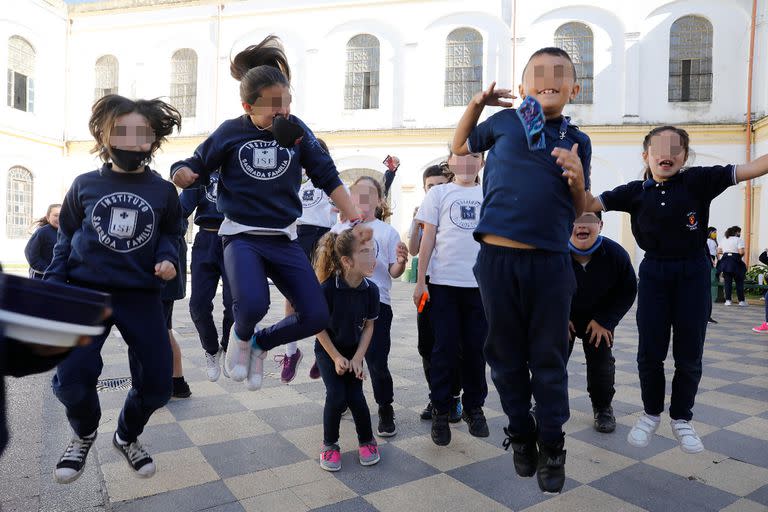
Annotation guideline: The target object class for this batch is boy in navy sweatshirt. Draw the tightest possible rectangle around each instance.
[46,95,182,483]
[179,171,234,382]
[452,47,591,493]
[568,212,637,433]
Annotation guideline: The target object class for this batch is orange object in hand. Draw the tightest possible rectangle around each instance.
[417,292,429,313]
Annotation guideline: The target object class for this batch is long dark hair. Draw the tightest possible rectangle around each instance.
[642,126,691,180]
[231,35,291,104]
[89,95,182,163]
[33,203,61,229]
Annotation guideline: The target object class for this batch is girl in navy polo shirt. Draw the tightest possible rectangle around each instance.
[46,94,182,483]
[24,204,60,279]
[312,228,380,471]
[331,176,408,437]
[172,36,363,392]
[413,152,488,446]
[589,125,768,454]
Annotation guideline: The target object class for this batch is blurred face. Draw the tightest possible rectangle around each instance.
[244,84,291,129]
[110,112,154,152]
[424,175,448,192]
[351,180,380,221]
[448,153,483,185]
[343,239,376,278]
[570,213,602,251]
[48,207,61,229]
[519,54,579,118]
[709,230,717,240]
[643,130,687,181]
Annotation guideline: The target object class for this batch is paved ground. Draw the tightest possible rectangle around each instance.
[2,280,768,512]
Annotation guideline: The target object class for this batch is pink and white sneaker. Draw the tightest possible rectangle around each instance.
[358,441,380,466]
[752,322,768,333]
[320,444,341,472]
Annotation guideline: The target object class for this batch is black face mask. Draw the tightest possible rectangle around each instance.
[271,115,304,148]
[110,148,151,172]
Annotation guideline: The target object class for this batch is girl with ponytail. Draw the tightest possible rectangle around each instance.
[171,35,364,392]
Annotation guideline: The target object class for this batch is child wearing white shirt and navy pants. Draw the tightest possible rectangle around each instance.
[716,226,747,306]
[413,152,489,446]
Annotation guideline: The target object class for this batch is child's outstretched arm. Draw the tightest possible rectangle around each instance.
[584,191,604,213]
[552,144,586,217]
[413,223,437,307]
[452,82,515,156]
[736,153,768,182]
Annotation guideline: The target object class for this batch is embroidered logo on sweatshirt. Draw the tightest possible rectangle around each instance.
[239,140,291,180]
[205,173,220,203]
[449,199,481,230]
[91,192,155,252]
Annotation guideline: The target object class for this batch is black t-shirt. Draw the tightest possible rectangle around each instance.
[316,275,379,358]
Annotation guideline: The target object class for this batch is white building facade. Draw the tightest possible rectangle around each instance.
[2,0,767,267]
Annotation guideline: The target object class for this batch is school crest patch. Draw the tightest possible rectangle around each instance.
[91,192,155,253]
[238,140,292,180]
[686,211,698,231]
[449,199,481,230]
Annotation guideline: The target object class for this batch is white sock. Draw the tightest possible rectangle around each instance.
[285,342,298,357]
[115,432,128,446]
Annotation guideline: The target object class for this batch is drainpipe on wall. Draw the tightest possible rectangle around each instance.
[745,0,757,266]
[511,0,517,102]
[214,3,223,125]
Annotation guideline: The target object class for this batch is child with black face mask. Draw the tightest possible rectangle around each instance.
[45,94,183,483]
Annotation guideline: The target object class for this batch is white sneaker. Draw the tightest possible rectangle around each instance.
[205,349,222,382]
[226,337,251,382]
[627,413,661,448]
[246,345,268,391]
[221,349,230,379]
[724,300,732,306]
[739,301,748,307]
[670,419,704,454]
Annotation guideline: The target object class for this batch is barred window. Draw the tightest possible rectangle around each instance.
[6,167,33,239]
[444,28,483,107]
[94,55,119,101]
[7,36,35,112]
[554,23,594,104]
[344,34,380,110]
[170,48,198,117]
[669,15,713,102]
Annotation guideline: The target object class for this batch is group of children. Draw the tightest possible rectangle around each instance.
[10,35,768,496]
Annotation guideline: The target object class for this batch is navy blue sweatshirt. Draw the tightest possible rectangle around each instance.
[46,164,182,290]
[171,115,343,230]
[179,171,224,229]
[570,237,638,334]
[24,224,58,273]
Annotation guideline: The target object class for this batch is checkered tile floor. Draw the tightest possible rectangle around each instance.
[57,283,768,511]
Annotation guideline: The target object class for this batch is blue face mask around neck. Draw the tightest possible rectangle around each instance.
[569,235,603,256]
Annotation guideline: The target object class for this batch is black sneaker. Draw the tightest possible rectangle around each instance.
[420,400,433,420]
[431,411,451,446]
[54,431,97,484]
[449,397,462,424]
[593,406,616,433]
[462,407,489,437]
[112,433,156,477]
[377,404,397,437]
[172,377,192,399]
[708,317,718,324]
[502,428,538,477]
[536,435,567,493]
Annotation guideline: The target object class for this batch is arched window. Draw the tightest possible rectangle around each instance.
[94,55,119,101]
[669,16,713,102]
[554,23,594,104]
[6,167,33,238]
[445,28,483,107]
[171,49,198,117]
[345,34,380,110]
[7,36,35,112]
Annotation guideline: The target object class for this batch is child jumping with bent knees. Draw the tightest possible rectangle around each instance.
[313,228,380,471]
[587,125,768,454]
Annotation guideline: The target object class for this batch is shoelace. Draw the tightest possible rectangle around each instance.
[321,447,339,461]
[123,440,150,464]
[273,354,288,369]
[205,352,217,367]
[60,436,94,462]
[361,444,378,455]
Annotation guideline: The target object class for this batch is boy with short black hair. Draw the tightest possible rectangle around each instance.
[452,47,591,493]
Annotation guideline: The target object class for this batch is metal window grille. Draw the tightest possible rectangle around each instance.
[554,23,594,104]
[94,55,119,101]
[344,34,380,110]
[171,48,198,117]
[444,28,483,107]
[7,36,34,112]
[669,15,713,102]
[6,166,33,239]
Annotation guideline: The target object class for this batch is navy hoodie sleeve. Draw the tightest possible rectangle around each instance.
[296,118,343,196]
[155,183,183,270]
[170,124,227,186]
[45,179,84,283]
[24,229,47,272]
[592,250,638,331]
[179,186,202,219]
